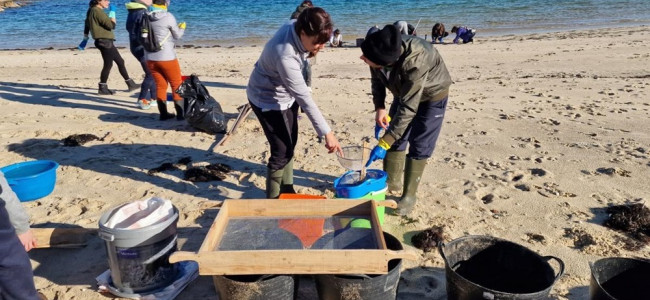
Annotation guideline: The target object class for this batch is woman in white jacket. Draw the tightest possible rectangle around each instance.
[145,0,186,120]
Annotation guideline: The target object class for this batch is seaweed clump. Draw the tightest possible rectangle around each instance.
[411,226,445,252]
[604,204,650,250]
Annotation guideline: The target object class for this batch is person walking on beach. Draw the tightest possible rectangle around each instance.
[84,0,140,95]
[0,171,41,300]
[126,0,157,110]
[247,7,343,198]
[361,24,452,215]
[451,25,476,44]
[145,0,186,121]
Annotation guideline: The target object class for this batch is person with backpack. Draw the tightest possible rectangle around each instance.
[247,7,343,198]
[126,0,156,110]
[144,0,186,121]
[83,0,140,95]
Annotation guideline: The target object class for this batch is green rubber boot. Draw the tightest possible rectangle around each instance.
[280,159,296,194]
[397,158,427,215]
[383,151,405,193]
[266,167,284,199]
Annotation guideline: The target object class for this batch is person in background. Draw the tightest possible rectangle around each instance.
[394,20,409,35]
[290,0,313,20]
[360,24,452,215]
[126,0,157,110]
[247,7,343,198]
[329,28,343,47]
[0,171,41,300]
[290,0,315,88]
[83,0,140,95]
[431,23,449,44]
[145,0,186,120]
[451,25,476,44]
[366,25,380,37]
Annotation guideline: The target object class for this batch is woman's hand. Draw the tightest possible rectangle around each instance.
[18,229,37,252]
[324,131,343,156]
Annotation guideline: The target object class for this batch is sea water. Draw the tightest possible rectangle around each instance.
[1,0,648,49]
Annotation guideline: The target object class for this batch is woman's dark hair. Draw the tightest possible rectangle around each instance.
[451,26,460,33]
[295,7,333,44]
[89,0,100,7]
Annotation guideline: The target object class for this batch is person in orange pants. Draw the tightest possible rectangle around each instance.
[147,59,183,120]
[144,0,186,120]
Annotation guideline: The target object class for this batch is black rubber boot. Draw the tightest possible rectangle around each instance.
[125,78,140,92]
[266,167,283,199]
[157,100,175,121]
[397,158,427,215]
[383,151,405,193]
[98,83,115,95]
[174,99,185,120]
[280,159,296,194]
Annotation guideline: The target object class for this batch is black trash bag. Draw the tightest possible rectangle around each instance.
[176,75,227,134]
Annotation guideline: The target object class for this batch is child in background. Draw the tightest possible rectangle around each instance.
[329,29,343,47]
[451,25,477,44]
[431,23,449,44]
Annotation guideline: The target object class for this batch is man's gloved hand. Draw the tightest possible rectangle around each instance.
[374,115,391,140]
[78,35,89,50]
[178,22,186,29]
[365,139,390,167]
[108,4,116,18]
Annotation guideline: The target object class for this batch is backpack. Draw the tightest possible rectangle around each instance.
[138,13,162,52]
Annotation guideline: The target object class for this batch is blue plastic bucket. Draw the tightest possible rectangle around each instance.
[1,160,59,202]
[334,169,387,198]
[334,170,388,228]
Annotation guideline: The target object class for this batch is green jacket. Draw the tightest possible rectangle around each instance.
[369,35,452,145]
[84,6,115,40]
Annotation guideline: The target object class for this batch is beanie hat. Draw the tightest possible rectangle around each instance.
[361,25,402,66]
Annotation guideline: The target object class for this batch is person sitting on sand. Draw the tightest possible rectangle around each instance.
[0,171,42,300]
[451,25,476,44]
[431,23,449,44]
[329,28,343,47]
[247,7,343,198]
[361,24,452,215]
[83,0,140,95]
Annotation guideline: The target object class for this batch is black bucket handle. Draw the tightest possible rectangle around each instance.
[543,255,565,283]
[143,235,177,264]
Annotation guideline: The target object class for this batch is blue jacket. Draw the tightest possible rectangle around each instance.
[453,26,475,44]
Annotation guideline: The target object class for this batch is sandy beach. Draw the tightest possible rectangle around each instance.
[0,25,649,299]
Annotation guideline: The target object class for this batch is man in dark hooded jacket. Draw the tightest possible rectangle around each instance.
[361,24,452,215]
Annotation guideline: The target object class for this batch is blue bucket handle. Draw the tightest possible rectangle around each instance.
[543,255,565,282]
[144,235,178,264]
